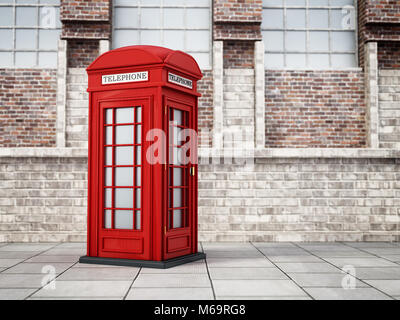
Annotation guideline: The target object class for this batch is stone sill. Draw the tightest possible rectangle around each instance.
[1,148,400,159]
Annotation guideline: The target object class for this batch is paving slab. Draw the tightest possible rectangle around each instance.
[275,262,340,273]
[343,242,399,248]
[304,287,392,300]
[40,248,86,256]
[25,255,80,263]
[0,243,56,252]
[141,262,207,274]
[28,297,121,300]
[57,267,139,280]
[268,255,323,263]
[324,257,399,268]
[32,280,132,298]
[0,252,39,259]
[364,280,400,296]
[206,257,274,268]
[209,267,288,280]
[0,259,25,268]
[126,287,214,300]
[216,296,312,300]
[0,289,37,300]
[288,273,368,288]
[3,262,74,274]
[55,243,86,249]
[360,248,400,256]
[204,251,264,258]
[73,262,134,268]
[354,267,400,280]
[212,279,307,298]
[377,255,400,263]
[0,274,52,289]
[133,274,211,288]
[252,243,299,249]
[311,251,373,258]
[259,248,310,256]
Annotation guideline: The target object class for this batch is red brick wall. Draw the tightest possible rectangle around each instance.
[364,0,400,24]
[61,0,110,21]
[61,23,111,40]
[378,42,400,69]
[198,70,213,147]
[223,41,254,69]
[265,71,366,148]
[0,69,57,147]
[68,40,99,68]
[214,0,262,23]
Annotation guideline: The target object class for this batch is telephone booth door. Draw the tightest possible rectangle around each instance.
[164,99,197,260]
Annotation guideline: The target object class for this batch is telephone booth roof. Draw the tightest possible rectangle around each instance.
[87,45,202,80]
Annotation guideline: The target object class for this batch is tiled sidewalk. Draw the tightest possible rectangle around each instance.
[0,242,399,300]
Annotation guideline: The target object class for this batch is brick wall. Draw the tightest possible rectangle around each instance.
[61,0,110,21]
[214,0,262,23]
[0,157,87,242]
[198,70,213,147]
[378,42,400,69]
[223,41,254,69]
[67,40,99,68]
[364,0,400,24]
[265,70,366,148]
[0,69,57,148]
[199,157,400,242]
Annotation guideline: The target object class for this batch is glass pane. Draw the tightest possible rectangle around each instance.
[164,30,185,51]
[115,146,134,165]
[186,8,209,28]
[163,8,184,29]
[265,53,284,68]
[262,9,283,29]
[141,30,161,46]
[309,54,330,68]
[136,146,141,165]
[136,107,141,122]
[113,30,139,48]
[309,31,329,51]
[286,32,306,52]
[135,189,141,209]
[263,0,284,6]
[286,0,305,5]
[115,210,133,229]
[287,9,305,29]
[116,125,134,144]
[189,52,210,69]
[104,210,112,229]
[105,147,112,165]
[39,30,59,50]
[330,0,354,6]
[331,53,356,68]
[309,0,329,6]
[173,109,183,125]
[135,211,140,230]
[0,52,13,67]
[170,126,181,146]
[115,167,133,186]
[17,0,38,3]
[0,29,13,50]
[330,9,344,29]
[38,52,57,68]
[39,6,57,28]
[106,109,113,124]
[104,188,112,208]
[263,31,284,51]
[173,188,182,208]
[141,8,161,28]
[331,31,355,51]
[15,52,36,67]
[114,8,139,28]
[115,188,133,208]
[136,125,141,144]
[170,147,182,165]
[308,9,329,29]
[136,167,141,187]
[286,54,306,68]
[173,210,183,228]
[186,30,209,51]
[114,0,139,5]
[16,29,37,50]
[16,7,37,26]
[105,168,112,186]
[116,107,134,124]
[39,0,60,4]
[172,167,183,186]
[105,127,113,145]
[0,7,13,26]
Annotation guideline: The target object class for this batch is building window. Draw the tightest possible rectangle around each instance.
[113,0,211,69]
[262,0,357,69]
[0,0,61,68]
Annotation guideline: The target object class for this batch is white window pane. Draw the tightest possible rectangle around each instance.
[105,127,113,145]
[309,0,329,6]
[136,107,141,122]
[39,6,57,28]
[142,0,161,5]
[113,30,139,48]
[135,210,140,229]
[17,0,38,3]
[116,107,134,123]
[263,31,284,51]
[105,147,112,165]
[104,168,112,186]
[262,9,283,29]
[115,167,133,186]
[141,30,161,46]
[0,0,14,3]
[0,7,13,26]
[135,189,140,209]
[173,188,182,208]
[330,0,354,6]
[136,146,141,165]
[141,8,161,28]
[116,125,134,144]
[39,30,59,50]
[163,8,184,29]
[186,30,209,51]
[15,52,36,67]
[309,9,329,29]
[106,109,113,124]
[173,109,183,125]
[16,29,37,50]
[186,0,209,6]
[189,52,210,69]
[115,189,133,208]
[164,30,185,51]
[331,31,355,51]
[186,8,209,29]
[136,125,141,144]
[309,31,329,51]
[104,189,112,208]
[114,0,139,5]
[115,210,133,229]
[0,29,13,50]
[38,52,57,68]
[0,52,13,67]
[330,9,344,29]
[172,168,183,186]
[104,210,112,229]
[39,0,60,4]
[16,7,37,27]
[265,53,284,68]
[55,7,61,28]
[286,54,306,68]
[263,0,283,6]
[114,8,138,28]
[136,167,141,187]
[164,0,186,5]
[115,146,134,165]
[173,210,183,228]
[331,53,356,68]
[287,9,305,29]
[286,0,305,5]
[286,32,306,52]
[309,54,330,68]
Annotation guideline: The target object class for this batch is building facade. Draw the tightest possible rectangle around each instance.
[0,0,399,242]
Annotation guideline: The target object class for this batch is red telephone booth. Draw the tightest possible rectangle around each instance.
[79,45,205,268]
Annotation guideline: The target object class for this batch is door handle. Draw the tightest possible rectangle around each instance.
[190,167,195,176]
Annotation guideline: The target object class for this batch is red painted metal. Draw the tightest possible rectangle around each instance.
[86,46,202,262]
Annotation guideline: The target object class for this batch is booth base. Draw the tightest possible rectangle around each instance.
[78,252,206,269]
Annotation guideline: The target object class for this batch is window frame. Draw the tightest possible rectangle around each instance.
[262,0,359,70]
